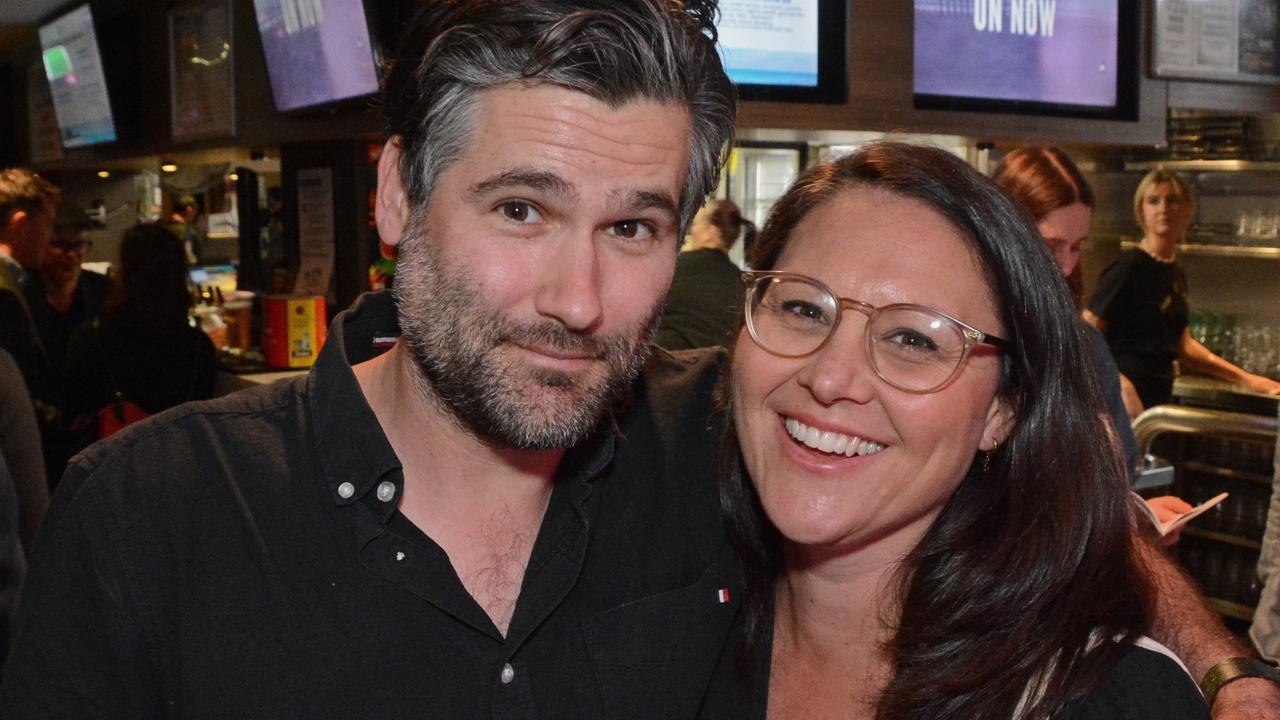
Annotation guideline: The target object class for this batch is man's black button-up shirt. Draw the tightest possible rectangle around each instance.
[2,292,743,719]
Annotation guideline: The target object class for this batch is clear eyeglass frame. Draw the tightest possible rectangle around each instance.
[741,270,1009,394]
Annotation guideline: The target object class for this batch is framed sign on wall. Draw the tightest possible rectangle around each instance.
[169,0,236,142]
[1153,0,1280,85]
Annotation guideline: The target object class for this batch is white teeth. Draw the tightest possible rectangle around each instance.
[783,417,885,457]
[804,426,820,447]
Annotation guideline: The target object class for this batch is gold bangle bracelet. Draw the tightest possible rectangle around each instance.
[1200,657,1280,708]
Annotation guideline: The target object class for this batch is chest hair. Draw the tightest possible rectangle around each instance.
[455,504,541,636]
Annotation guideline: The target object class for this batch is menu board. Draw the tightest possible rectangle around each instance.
[294,167,335,298]
[170,0,236,142]
[1154,0,1280,84]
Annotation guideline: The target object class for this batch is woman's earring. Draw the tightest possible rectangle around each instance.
[982,440,999,474]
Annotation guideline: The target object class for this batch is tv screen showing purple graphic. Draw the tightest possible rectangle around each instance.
[914,0,1121,111]
[253,0,380,113]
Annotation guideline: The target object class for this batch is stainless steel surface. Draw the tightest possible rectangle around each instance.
[1133,454,1176,492]
[1134,405,1279,455]
[1124,160,1280,173]
[1174,375,1280,416]
[1120,240,1280,260]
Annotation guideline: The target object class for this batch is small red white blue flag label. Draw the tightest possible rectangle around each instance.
[717,588,730,604]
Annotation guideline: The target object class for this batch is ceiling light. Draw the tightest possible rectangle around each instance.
[160,162,178,173]
[96,170,110,178]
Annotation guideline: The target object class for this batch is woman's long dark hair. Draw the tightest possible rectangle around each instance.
[721,142,1150,719]
[992,146,1094,304]
[102,222,193,332]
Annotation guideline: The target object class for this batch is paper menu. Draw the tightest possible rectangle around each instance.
[1134,492,1230,538]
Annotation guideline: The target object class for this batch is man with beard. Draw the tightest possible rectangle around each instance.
[2,1,739,717]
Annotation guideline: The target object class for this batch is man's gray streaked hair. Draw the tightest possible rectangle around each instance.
[380,0,735,231]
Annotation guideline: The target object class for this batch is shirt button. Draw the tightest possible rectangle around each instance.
[337,482,355,500]
[376,480,397,503]
[500,663,515,684]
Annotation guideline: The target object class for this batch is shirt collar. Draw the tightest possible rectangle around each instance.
[308,292,404,507]
[0,253,28,288]
[308,292,621,513]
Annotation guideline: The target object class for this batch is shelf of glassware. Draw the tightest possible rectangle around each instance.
[1115,239,1280,260]
[1124,160,1280,173]
[1113,160,1280,257]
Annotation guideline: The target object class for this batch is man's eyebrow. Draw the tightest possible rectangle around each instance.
[469,169,577,200]
[609,188,680,224]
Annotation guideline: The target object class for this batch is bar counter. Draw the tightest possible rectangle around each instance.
[214,368,306,397]
[1173,374,1280,417]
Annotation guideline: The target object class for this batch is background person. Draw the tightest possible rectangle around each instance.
[995,150,1280,718]
[0,168,58,423]
[0,348,47,557]
[714,142,1206,719]
[655,198,755,350]
[0,451,26,675]
[27,202,111,388]
[61,223,215,441]
[993,145,1140,479]
[996,147,1205,550]
[1085,168,1280,409]
[26,203,113,483]
[166,194,203,266]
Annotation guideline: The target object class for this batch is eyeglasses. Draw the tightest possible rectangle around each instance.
[741,270,1008,394]
[50,238,92,254]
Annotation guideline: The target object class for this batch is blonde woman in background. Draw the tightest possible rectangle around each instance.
[1085,169,1280,410]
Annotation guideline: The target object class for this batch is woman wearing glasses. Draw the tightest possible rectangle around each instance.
[713,143,1206,718]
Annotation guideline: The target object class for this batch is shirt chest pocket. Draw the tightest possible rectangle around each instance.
[582,564,741,720]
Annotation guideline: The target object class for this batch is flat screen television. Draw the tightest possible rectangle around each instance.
[38,4,118,148]
[913,0,1138,120]
[717,0,847,104]
[253,0,381,112]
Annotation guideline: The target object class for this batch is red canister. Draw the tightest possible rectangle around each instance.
[261,295,327,368]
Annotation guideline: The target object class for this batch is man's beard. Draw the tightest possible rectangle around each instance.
[392,220,661,450]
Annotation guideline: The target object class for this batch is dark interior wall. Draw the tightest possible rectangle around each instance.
[8,0,1280,166]
[735,2,1167,147]
[0,62,15,166]
[0,0,386,170]
[0,28,39,167]
[734,2,1280,145]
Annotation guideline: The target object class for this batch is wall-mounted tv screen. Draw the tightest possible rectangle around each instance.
[38,5,118,148]
[717,0,847,104]
[253,0,381,112]
[913,0,1137,120]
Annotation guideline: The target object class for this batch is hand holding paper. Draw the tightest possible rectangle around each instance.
[1134,492,1229,538]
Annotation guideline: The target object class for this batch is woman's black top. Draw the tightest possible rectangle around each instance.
[62,315,217,423]
[700,610,1209,719]
[1087,248,1190,407]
